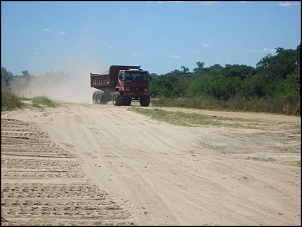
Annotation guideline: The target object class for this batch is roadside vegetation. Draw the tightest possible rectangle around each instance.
[1,90,26,111]
[129,107,244,128]
[151,96,299,115]
[32,96,59,108]
[149,45,300,116]
[1,89,59,111]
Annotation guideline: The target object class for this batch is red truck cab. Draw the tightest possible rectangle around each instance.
[114,68,151,106]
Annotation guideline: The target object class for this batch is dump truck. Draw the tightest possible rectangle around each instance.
[90,65,152,106]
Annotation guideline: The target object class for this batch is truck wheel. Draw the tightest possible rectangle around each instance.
[113,92,123,106]
[123,96,132,106]
[92,91,98,104]
[97,91,108,104]
[140,95,150,107]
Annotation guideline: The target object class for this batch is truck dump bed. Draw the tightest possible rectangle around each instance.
[90,65,141,89]
[90,73,110,89]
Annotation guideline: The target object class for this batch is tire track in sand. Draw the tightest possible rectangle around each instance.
[2,103,300,226]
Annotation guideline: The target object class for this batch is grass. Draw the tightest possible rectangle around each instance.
[151,97,300,116]
[1,91,26,111]
[1,91,59,110]
[128,107,244,128]
[32,96,59,108]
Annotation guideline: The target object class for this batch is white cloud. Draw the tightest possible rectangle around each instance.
[249,48,276,54]
[194,51,200,54]
[239,1,247,3]
[261,48,269,52]
[279,1,301,7]
[170,55,180,58]
[270,49,277,53]
[261,48,276,53]
[199,1,218,6]
[202,44,211,48]
[42,28,51,32]
[58,31,66,35]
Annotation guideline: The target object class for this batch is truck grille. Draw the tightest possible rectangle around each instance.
[129,87,145,92]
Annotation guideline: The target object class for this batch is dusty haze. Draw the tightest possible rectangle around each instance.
[11,52,109,104]
[12,69,99,104]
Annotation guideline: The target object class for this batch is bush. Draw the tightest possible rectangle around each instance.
[32,96,59,108]
[151,97,300,116]
[1,92,59,111]
[1,91,25,111]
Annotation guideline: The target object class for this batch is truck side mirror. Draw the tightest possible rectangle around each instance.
[119,75,124,81]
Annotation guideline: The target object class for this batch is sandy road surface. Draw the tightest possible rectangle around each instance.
[1,101,301,226]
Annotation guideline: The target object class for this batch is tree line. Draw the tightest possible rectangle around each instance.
[150,45,300,101]
[148,44,300,115]
[1,44,300,115]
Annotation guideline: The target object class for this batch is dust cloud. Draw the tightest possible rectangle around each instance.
[9,48,108,103]
[12,69,101,104]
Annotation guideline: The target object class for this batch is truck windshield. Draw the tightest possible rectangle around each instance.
[125,72,149,82]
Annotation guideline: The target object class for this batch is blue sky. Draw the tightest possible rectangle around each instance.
[1,1,301,76]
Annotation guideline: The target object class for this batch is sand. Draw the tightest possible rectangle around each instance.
[1,101,301,226]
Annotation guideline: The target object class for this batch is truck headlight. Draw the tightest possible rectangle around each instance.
[125,87,130,91]
[144,88,148,92]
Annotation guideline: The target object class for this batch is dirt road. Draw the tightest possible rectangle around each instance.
[1,101,301,226]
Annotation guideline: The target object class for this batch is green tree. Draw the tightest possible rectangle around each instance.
[22,70,30,77]
[206,64,223,77]
[149,77,173,97]
[181,66,189,74]
[222,64,256,80]
[1,67,14,88]
[256,45,300,80]
[187,75,214,98]
[238,74,267,99]
[193,61,205,74]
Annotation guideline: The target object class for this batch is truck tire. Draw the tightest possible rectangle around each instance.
[93,91,108,104]
[140,95,150,107]
[92,91,101,104]
[97,91,108,104]
[123,96,132,106]
[92,92,97,104]
[113,92,123,106]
